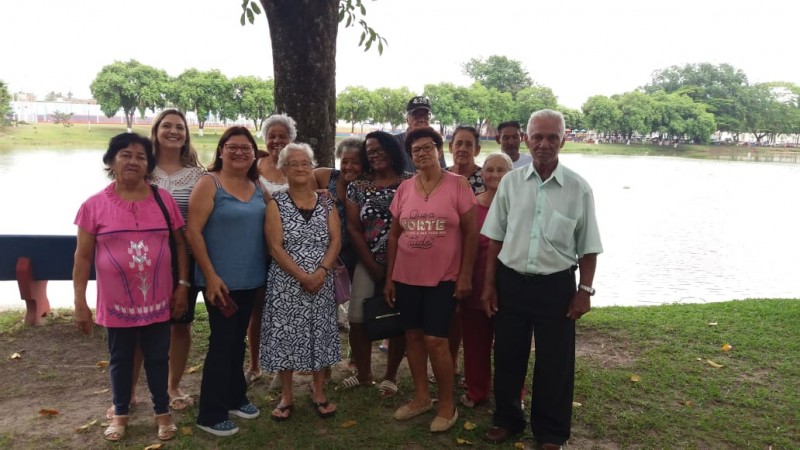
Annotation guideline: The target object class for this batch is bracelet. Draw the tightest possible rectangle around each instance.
[178,280,191,288]
[318,265,330,273]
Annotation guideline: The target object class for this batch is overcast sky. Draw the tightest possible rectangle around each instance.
[3,0,798,109]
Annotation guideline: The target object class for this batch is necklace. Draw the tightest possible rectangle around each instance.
[418,170,444,202]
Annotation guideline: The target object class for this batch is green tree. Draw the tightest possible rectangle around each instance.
[560,107,585,131]
[582,95,621,136]
[0,80,11,125]
[514,86,558,125]
[90,60,169,132]
[649,91,715,144]
[247,0,387,167]
[372,86,411,131]
[50,110,74,127]
[228,75,275,131]
[462,55,533,98]
[424,82,460,134]
[168,69,230,136]
[613,91,656,140]
[336,86,376,133]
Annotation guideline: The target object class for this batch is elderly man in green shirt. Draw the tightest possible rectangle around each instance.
[480,109,603,449]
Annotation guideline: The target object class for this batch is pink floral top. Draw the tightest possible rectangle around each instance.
[74,183,184,328]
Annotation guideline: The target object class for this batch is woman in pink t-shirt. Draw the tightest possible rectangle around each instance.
[384,127,477,433]
[73,133,188,442]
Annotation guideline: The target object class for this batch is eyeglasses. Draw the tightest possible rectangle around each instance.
[223,144,254,154]
[366,147,387,158]
[287,161,313,169]
[411,142,438,155]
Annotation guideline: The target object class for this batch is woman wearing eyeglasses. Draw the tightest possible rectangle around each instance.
[261,143,341,422]
[384,126,478,432]
[187,127,267,436]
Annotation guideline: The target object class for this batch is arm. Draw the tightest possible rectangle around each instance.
[73,227,95,335]
[170,228,189,318]
[311,167,331,191]
[567,253,597,320]
[382,217,402,307]
[481,239,503,318]
[186,176,228,307]
[454,206,478,300]
[346,198,385,282]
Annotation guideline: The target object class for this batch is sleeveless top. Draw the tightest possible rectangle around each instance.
[194,174,267,290]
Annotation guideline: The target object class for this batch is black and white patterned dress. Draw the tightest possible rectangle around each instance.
[260,191,341,372]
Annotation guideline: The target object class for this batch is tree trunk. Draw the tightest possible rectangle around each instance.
[263,0,339,168]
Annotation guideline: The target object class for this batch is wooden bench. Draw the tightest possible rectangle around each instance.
[0,235,95,326]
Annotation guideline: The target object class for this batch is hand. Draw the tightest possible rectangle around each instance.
[454,275,472,300]
[205,274,229,307]
[383,279,396,308]
[300,269,326,294]
[74,302,93,336]
[481,285,498,318]
[365,260,386,284]
[170,285,189,319]
[567,290,591,320]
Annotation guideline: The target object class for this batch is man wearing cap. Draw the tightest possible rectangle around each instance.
[395,96,446,172]
[480,109,602,449]
[495,120,533,169]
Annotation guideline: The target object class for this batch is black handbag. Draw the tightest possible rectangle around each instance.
[363,293,404,341]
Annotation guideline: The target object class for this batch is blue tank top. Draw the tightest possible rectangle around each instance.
[194,174,267,290]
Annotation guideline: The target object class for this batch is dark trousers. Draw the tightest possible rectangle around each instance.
[107,321,171,416]
[197,289,257,426]
[492,263,576,445]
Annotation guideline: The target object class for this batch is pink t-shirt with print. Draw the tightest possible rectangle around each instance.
[74,183,184,328]
[389,171,475,286]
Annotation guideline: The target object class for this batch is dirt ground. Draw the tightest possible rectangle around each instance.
[0,311,626,449]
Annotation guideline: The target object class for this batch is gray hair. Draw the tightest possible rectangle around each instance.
[277,142,317,169]
[261,113,298,141]
[336,137,364,159]
[482,152,513,171]
[526,109,565,137]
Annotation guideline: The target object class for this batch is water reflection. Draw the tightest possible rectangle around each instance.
[1,150,799,309]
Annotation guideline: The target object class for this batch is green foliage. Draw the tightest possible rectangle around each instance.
[372,86,411,129]
[168,69,230,131]
[0,80,11,125]
[514,86,558,125]
[336,85,376,133]
[228,75,275,131]
[462,55,533,98]
[582,95,621,135]
[560,107,585,131]
[89,60,169,130]
[49,110,74,127]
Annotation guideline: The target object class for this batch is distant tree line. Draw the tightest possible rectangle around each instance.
[85,59,800,145]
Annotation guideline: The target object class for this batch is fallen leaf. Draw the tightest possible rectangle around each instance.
[341,420,357,429]
[573,401,583,408]
[463,421,476,430]
[180,426,193,436]
[708,322,718,326]
[456,438,474,445]
[96,361,109,368]
[39,408,59,417]
[706,359,724,368]
[9,352,21,360]
[75,419,98,432]
[100,421,109,427]
[514,442,526,449]
[696,357,703,361]
[144,445,163,450]
[630,374,641,382]
[186,364,203,374]
[93,388,109,395]
[721,343,733,352]
[683,400,693,407]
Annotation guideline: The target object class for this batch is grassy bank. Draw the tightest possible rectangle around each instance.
[0,299,797,448]
[4,123,792,163]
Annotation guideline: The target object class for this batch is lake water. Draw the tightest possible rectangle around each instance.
[1,148,799,310]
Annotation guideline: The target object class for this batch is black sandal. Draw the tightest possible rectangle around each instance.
[271,403,293,422]
[310,400,336,419]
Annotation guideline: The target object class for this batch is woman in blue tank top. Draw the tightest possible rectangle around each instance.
[186,127,267,437]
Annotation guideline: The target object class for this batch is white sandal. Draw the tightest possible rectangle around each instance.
[103,415,128,442]
[155,413,177,441]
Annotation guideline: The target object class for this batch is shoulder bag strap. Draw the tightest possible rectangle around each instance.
[150,185,178,276]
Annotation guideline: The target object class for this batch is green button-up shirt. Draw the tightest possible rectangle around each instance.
[481,161,603,275]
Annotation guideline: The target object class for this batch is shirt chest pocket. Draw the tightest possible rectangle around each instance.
[543,210,577,248]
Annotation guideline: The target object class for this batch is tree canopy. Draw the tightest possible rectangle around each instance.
[462,55,533,98]
[90,60,169,132]
[0,80,11,125]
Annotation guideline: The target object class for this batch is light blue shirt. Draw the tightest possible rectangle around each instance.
[512,152,532,169]
[481,161,602,275]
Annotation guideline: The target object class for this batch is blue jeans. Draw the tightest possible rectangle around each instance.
[107,321,171,416]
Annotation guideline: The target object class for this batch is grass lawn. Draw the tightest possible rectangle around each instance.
[0,299,797,448]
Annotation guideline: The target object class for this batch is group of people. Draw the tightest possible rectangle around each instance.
[73,96,602,449]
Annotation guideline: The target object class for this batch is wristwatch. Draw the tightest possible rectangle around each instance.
[578,284,595,296]
[178,280,191,288]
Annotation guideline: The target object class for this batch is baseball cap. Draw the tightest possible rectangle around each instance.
[406,96,431,113]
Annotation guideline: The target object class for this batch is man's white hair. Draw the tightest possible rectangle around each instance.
[526,109,565,137]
